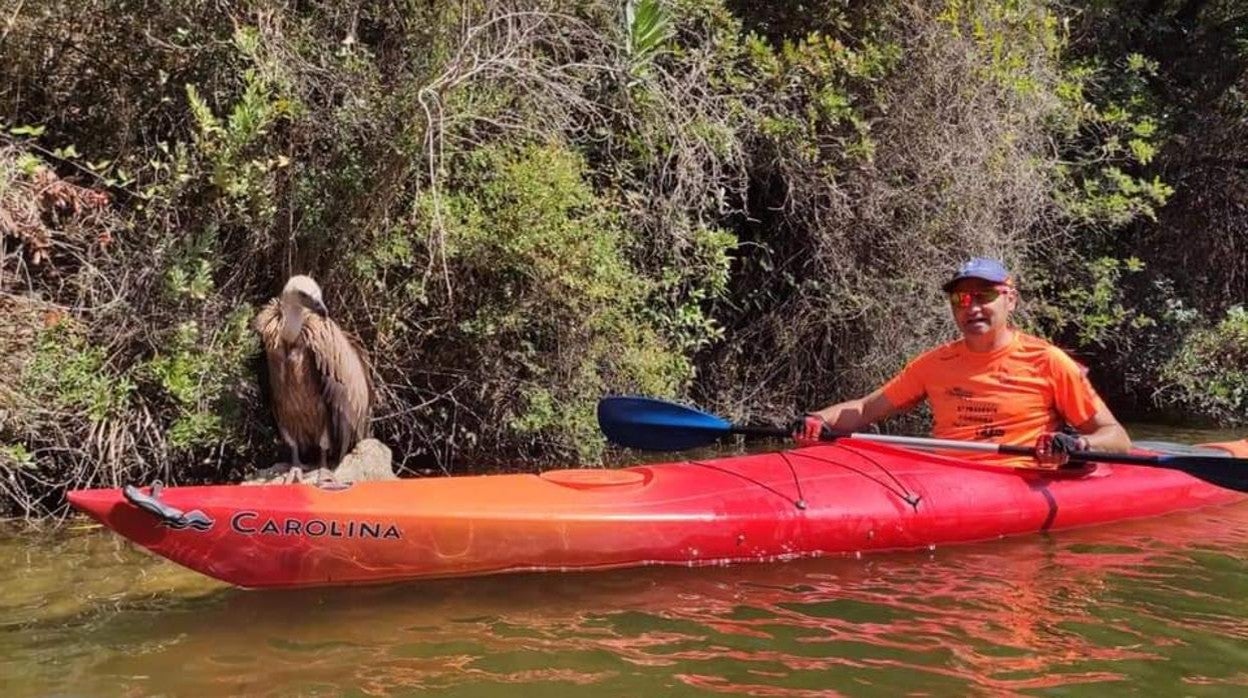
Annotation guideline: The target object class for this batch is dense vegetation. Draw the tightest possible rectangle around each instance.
[1,0,1244,518]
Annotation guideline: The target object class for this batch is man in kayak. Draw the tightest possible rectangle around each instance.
[798,257,1132,468]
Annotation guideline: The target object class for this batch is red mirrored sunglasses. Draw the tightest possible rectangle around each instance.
[948,285,1011,308]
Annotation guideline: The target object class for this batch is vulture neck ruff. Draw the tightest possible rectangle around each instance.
[279,300,308,345]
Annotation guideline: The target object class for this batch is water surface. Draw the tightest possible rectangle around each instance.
[1,427,1245,696]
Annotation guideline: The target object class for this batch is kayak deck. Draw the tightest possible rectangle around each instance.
[66,440,1244,589]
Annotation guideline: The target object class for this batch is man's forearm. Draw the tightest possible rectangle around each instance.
[1083,424,1132,453]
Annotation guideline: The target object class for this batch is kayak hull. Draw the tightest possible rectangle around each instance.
[66,440,1244,589]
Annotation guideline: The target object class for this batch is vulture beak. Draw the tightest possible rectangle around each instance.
[309,297,329,317]
[298,291,329,317]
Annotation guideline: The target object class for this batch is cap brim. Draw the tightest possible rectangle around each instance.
[941,275,1009,292]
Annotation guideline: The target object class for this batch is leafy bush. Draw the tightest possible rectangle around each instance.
[355,141,722,462]
[1158,307,1248,426]
[1026,256,1154,350]
[1050,52,1174,227]
[142,308,256,451]
[22,323,136,423]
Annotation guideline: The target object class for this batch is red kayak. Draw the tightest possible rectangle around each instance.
[67,439,1245,589]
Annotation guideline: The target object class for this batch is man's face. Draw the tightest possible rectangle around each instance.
[947,279,1016,338]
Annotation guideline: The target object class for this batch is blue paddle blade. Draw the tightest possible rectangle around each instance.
[597,396,732,451]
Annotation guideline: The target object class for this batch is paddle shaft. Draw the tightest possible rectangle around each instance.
[793,426,1149,464]
[727,421,1125,463]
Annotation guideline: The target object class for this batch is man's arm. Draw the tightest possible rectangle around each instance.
[1073,405,1132,453]
[807,389,901,434]
[1044,344,1132,456]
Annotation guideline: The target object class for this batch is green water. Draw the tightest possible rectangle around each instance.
[1,426,1245,696]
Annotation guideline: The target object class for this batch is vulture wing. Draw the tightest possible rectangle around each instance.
[252,299,283,351]
[304,314,374,461]
[252,298,286,416]
[250,299,283,421]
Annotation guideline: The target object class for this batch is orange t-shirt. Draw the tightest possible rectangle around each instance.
[880,332,1107,468]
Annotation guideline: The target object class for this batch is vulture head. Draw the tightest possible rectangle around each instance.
[277,275,329,343]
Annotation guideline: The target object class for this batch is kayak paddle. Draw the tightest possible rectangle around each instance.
[597,396,1248,492]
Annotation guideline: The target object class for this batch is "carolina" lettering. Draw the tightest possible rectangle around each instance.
[230,511,401,539]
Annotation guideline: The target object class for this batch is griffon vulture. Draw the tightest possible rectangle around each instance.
[254,275,374,470]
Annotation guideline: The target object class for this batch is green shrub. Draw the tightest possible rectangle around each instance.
[358,141,723,461]
[1159,307,1248,426]
[1026,256,1154,349]
[22,324,135,423]
[1050,49,1173,227]
[185,31,296,230]
[142,307,256,451]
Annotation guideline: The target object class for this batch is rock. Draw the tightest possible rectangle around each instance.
[244,462,292,484]
[242,438,396,486]
[241,462,333,486]
[332,438,396,483]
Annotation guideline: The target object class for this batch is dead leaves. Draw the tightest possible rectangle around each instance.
[1,157,114,269]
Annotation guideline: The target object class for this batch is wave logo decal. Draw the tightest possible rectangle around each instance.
[162,510,215,531]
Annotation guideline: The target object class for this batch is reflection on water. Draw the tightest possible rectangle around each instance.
[3,499,1247,697]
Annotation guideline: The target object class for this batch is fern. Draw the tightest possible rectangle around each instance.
[626,0,672,73]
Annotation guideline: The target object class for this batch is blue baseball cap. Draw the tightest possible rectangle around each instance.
[941,257,1013,292]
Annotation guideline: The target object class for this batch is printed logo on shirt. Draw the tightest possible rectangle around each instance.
[954,400,999,427]
[975,425,1005,439]
[946,387,975,399]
